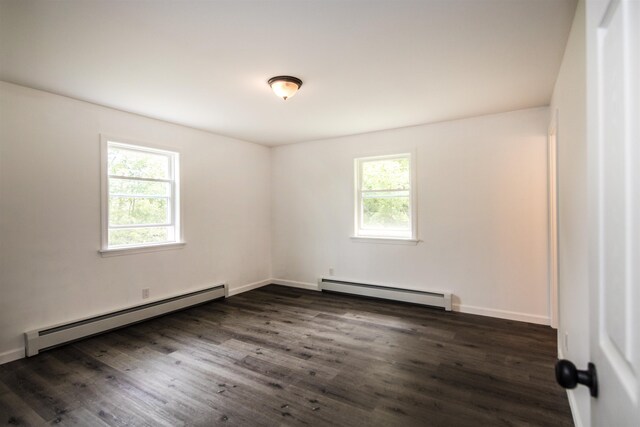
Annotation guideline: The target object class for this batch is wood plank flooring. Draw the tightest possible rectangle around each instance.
[0,285,572,426]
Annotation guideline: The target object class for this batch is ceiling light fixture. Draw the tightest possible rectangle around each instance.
[268,75,303,100]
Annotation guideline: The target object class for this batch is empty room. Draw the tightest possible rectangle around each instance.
[0,0,638,426]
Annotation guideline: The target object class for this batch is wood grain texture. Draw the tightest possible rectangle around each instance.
[0,285,572,426]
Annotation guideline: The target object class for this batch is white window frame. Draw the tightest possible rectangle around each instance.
[352,152,418,245]
[99,135,184,256]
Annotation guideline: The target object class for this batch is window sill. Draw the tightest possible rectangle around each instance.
[99,242,186,257]
[350,236,420,245]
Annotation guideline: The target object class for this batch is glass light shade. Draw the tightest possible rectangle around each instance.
[270,80,300,100]
[268,76,302,100]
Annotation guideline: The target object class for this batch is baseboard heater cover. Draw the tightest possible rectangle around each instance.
[25,284,227,357]
[318,278,452,311]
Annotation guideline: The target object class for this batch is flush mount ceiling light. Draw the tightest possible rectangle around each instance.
[268,75,303,100]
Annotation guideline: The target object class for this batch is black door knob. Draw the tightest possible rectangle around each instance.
[555,359,598,397]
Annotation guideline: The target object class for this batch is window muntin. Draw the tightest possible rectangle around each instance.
[355,154,414,239]
[103,140,180,249]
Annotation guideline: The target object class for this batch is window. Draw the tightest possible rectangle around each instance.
[354,153,416,241]
[100,137,182,253]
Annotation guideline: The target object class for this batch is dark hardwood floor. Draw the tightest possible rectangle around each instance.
[0,285,572,426]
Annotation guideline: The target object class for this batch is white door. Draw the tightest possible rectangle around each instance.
[587,0,640,425]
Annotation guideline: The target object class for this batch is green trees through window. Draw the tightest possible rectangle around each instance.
[105,142,179,248]
[356,154,413,238]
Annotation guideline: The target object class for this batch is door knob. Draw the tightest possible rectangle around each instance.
[555,359,598,397]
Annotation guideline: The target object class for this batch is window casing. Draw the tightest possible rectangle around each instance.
[354,153,416,240]
[101,137,182,252]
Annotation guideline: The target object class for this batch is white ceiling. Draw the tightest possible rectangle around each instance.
[0,0,577,146]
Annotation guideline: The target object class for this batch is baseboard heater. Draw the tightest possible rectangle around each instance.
[24,284,227,357]
[318,278,452,311]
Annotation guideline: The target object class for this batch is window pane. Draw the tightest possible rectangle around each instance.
[108,146,170,179]
[109,178,170,197]
[109,196,169,226]
[362,196,410,230]
[361,157,410,191]
[109,226,171,247]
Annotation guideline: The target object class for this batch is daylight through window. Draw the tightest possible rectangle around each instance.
[355,153,415,239]
[103,140,181,249]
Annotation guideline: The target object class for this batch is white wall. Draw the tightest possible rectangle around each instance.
[272,107,550,323]
[550,1,589,426]
[0,82,272,360]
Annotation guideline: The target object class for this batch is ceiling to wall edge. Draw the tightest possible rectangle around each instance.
[1,79,552,148]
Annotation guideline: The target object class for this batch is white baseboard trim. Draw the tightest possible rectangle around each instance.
[566,389,584,427]
[227,279,272,296]
[0,347,25,365]
[267,281,549,325]
[1,278,274,365]
[271,279,320,291]
[2,282,550,363]
[453,303,550,325]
